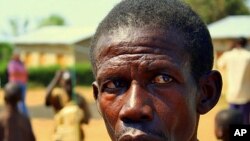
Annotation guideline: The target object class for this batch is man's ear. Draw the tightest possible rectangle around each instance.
[92,81,103,116]
[92,81,99,100]
[197,70,222,114]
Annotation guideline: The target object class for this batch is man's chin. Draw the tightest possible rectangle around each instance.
[117,129,167,141]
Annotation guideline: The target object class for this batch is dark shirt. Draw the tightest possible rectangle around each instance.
[0,109,36,141]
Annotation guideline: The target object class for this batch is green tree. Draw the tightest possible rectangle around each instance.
[184,0,250,24]
[225,0,250,15]
[0,42,13,86]
[38,14,65,27]
[0,42,13,63]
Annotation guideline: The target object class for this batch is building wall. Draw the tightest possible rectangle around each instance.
[75,45,90,63]
[75,38,91,63]
[16,44,74,68]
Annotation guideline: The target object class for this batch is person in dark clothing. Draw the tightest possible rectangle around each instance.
[0,82,35,141]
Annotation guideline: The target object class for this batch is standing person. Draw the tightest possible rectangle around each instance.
[217,37,250,124]
[89,0,223,140]
[50,88,84,141]
[0,83,36,141]
[45,70,91,135]
[7,52,29,116]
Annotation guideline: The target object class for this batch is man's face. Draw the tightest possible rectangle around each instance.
[93,26,200,141]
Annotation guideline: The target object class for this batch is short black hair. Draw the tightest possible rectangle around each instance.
[4,83,22,104]
[90,0,214,82]
[215,109,243,129]
[236,37,248,48]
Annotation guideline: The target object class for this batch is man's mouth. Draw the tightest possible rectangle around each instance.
[117,129,167,141]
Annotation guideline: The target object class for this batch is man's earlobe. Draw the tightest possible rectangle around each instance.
[92,81,99,100]
[197,70,222,114]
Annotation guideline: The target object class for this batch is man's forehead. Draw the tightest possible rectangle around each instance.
[95,26,186,57]
[93,26,191,77]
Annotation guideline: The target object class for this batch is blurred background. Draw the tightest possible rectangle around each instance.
[0,0,250,141]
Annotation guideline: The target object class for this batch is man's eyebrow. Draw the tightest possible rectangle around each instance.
[142,61,175,73]
[96,65,128,82]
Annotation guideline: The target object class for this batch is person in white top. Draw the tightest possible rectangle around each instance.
[217,37,250,124]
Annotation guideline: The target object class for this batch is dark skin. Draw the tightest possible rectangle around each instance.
[215,123,229,141]
[92,26,222,141]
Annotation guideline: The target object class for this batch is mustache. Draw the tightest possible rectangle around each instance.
[116,126,167,140]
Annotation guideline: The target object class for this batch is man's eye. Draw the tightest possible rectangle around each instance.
[106,81,117,89]
[103,79,127,92]
[152,74,173,84]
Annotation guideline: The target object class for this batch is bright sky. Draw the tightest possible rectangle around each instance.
[0,0,120,39]
[0,0,250,40]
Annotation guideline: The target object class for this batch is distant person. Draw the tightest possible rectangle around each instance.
[7,52,29,116]
[0,83,35,141]
[215,109,244,141]
[51,87,84,141]
[218,37,250,124]
[45,70,91,124]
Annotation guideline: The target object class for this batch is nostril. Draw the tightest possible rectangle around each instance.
[122,117,134,124]
[121,115,152,124]
[141,115,150,120]
[120,105,153,123]
[140,105,153,121]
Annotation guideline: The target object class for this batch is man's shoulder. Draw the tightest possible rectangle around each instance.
[239,49,250,60]
[220,48,250,59]
[60,101,83,116]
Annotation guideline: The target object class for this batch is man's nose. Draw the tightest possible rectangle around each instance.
[119,82,153,123]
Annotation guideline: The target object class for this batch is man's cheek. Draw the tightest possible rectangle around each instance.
[101,102,118,126]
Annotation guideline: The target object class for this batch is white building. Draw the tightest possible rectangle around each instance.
[13,26,95,68]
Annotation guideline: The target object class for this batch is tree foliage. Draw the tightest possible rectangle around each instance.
[0,42,13,63]
[0,43,13,86]
[38,14,65,27]
[184,0,250,24]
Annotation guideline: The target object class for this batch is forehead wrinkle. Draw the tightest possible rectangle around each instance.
[109,36,176,49]
[97,53,170,70]
[97,45,172,62]
[96,64,127,83]
[96,44,176,68]
[96,53,179,79]
[94,26,187,64]
[95,32,179,61]
[94,26,189,77]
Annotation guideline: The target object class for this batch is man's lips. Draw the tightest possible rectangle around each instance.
[117,129,167,141]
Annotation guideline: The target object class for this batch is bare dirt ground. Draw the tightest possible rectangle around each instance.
[0,86,228,141]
